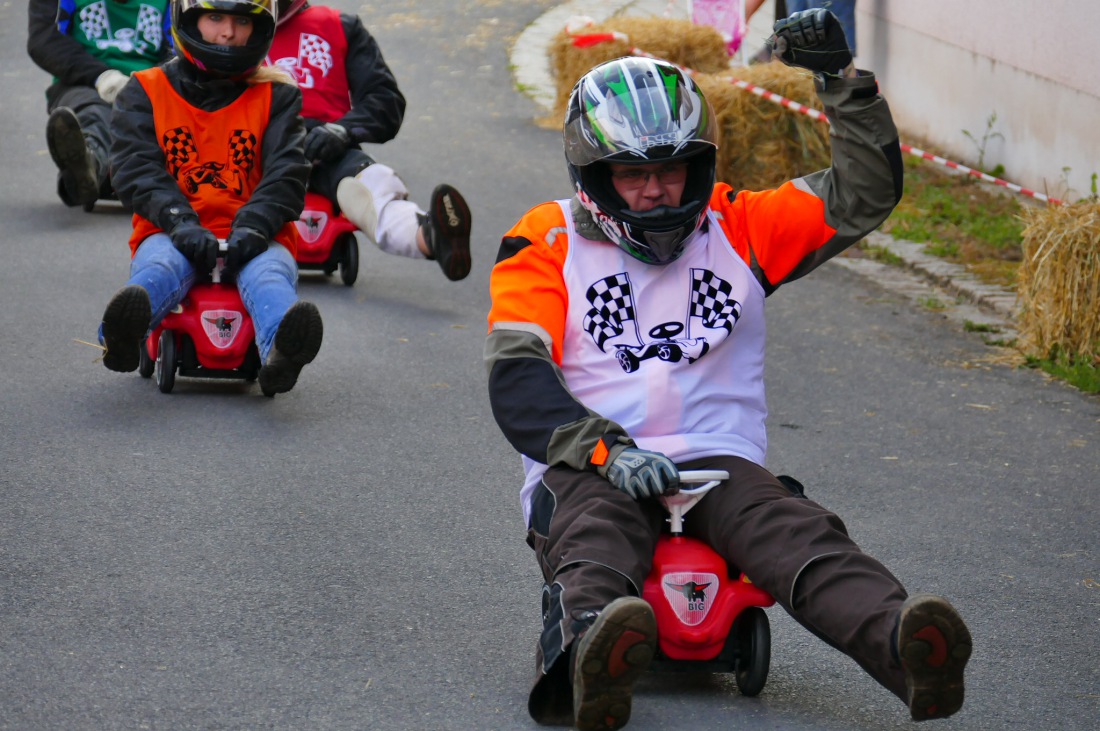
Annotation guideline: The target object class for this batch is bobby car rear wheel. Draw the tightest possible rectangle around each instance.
[155,330,176,394]
[138,339,154,378]
[339,233,359,286]
[733,606,771,696]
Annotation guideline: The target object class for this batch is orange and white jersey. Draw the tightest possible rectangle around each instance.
[487,71,903,522]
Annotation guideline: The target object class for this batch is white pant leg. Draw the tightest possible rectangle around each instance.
[355,163,427,260]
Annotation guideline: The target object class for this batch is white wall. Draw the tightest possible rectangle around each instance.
[859,0,1100,200]
[747,0,1100,200]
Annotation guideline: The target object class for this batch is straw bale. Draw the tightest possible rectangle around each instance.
[547,17,731,123]
[695,63,829,191]
[1016,201,1100,359]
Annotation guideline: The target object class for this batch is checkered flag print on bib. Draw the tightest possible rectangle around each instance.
[298,33,333,76]
[689,268,742,333]
[162,126,198,176]
[583,273,636,351]
[135,4,164,49]
[227,130,258,172]
[79,1,111,41]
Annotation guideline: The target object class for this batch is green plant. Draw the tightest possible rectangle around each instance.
[860,244,904,266]
[962,112,1004,175]
[963,320,1001,334]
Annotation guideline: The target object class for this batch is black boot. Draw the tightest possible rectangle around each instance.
[46,107,99,207]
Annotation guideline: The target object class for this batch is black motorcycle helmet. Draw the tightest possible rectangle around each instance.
[171,0,278,78]
[275,0,307,25]
[563,57,718,265]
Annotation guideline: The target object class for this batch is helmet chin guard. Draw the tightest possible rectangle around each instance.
[564,57,718,265]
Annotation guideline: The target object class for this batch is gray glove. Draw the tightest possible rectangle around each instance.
[768,8,852,76]
[303,122,351,163]
[603,447,680,500]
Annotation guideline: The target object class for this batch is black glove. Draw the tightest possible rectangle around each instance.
[169,220,219,272]
[768,8,852,76]
[225,226,268,273]
[303,122,351,163]
[603,447,680,500]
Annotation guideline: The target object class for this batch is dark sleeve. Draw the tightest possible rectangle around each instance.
[27,0,111,86]
[109,77,198,231]
[330,12,406,144]
[232,83,309,239]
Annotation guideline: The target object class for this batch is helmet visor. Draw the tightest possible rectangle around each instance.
[564,59,716,167]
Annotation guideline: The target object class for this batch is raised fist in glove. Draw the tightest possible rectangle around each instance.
[95,69,130,103]
[169,220,219,272]
[768,8,852,76]
[225,226,269,273]
[303,122,351,163]
[603,447,680,500]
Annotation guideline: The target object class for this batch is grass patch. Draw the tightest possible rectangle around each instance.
[1024,351,1100,393]
[879,156,1027,288]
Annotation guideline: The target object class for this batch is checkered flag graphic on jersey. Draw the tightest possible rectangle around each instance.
[227,130,258,173]
[135,4,164,48]
[162,126,198,177]
[690,268,742,334]
[79,1,111,40]
[583,273,637,351]
[298,33,333,76]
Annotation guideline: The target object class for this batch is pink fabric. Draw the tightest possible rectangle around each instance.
[691,0,747,54]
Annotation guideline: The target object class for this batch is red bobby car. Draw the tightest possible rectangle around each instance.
[293,191,360,286]
[642,470,776,696]
[138,245,260,394]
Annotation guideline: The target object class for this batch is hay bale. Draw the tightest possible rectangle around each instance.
[546,16,829,192]
[548,17,731,123]
[696,63,829,191]
[1016,202,1100,359]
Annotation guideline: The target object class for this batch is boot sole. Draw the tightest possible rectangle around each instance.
[899,594,972,721]
[47,108,98,206]
[573,597,657,731]
[258,301,323,396]
[101,286,151,373]
[427,184,471,281]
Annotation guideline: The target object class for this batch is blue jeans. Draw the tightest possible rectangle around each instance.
[126,233,299,361]
[785,0,857,54]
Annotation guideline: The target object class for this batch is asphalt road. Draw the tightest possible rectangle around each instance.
[2,1,1097,729]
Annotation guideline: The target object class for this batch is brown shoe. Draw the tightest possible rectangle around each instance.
[898,593,972,721]
[420,184,471,281]
[572,597,657,731]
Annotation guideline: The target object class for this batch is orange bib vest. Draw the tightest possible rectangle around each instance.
[128,67,299,257]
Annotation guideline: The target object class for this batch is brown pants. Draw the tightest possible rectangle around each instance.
[525,455,909,724]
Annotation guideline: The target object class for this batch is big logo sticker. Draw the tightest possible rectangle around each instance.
[201,309,243,349]
[662,571,720,626]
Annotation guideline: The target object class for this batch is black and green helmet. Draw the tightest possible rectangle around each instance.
[564,57,718,265]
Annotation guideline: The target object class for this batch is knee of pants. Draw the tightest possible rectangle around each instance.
[355,162,411,212]
[130,233,195,322]
[237,243,297,290]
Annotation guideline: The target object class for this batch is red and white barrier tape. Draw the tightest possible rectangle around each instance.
[569,33,1064,206]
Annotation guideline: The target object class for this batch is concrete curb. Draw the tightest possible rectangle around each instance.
[510,1,1020,327]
